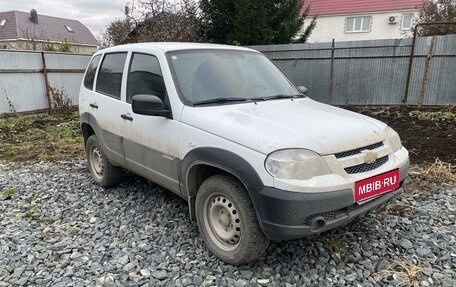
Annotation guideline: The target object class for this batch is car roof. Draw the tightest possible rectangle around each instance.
[98,42,259,54]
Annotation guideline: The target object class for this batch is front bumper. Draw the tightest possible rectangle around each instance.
[249,160,409,241]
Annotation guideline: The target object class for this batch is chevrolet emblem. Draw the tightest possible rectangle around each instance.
[361,150,378,164]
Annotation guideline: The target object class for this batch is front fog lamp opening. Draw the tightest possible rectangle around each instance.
[265,149,330,180]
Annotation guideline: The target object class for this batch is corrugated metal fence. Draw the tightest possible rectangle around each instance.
[0,50,90,116]
[249,34,456,105]
[1,36,455,116]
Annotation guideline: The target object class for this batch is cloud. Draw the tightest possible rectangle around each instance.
[0,0,126,35]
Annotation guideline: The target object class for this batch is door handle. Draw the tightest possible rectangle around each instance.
[121,114,133,121]
[89,103,98,109]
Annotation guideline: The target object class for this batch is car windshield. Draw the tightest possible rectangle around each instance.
[166,49,300,105]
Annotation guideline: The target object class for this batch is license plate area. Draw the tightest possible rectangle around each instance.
[354,169,400,202]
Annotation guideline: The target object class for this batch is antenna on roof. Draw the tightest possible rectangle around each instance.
[30,9,38,24]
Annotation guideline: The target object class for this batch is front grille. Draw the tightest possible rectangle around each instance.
[344,155,388,174]
[335,142,384,159]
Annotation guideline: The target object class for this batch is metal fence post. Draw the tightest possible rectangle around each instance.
[403,21,456,104]
[41,51,52,113]
[329,39,335,103]
[402,28,418,104]
[418,36,436,106]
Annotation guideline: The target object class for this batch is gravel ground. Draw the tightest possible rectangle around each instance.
[0,161,455,287]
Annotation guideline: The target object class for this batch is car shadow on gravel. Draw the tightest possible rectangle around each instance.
[115,170,388,270]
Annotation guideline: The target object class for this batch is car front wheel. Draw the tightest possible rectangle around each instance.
[195,175,270,265]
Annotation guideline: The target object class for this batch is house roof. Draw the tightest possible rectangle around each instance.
[304,0,426,16]
[0,10,97,46]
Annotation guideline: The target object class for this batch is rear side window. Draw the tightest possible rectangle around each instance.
[83,55,101,90]
[96,53,127,99]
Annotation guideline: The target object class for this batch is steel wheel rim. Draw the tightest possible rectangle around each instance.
[90,146,104,180]
[203,194,242,251]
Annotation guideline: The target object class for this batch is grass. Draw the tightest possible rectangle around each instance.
[23,203,40,219]
[323,236,349,253]
[2,187,18,200]
[409,158,456,183]
[42,231,54,239]
[68,227,80,235]
[409,109,456,122]
[384,202,415,217]
[397,159,455,199]
[356,105,456,121]
[0,109,83,163]
[375,258,426,287]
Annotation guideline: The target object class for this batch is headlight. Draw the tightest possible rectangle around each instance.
[385,126,402,152]
[265,149,331,180]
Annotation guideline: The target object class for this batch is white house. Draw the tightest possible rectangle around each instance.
[303,0,426,43]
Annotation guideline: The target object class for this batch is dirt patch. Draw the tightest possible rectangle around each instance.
[0,110,83,163]
[346,106,456,166]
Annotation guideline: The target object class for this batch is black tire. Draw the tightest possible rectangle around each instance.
[195,175,270,265]
[85,135,122,187]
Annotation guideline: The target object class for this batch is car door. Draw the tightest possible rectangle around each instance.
[92,52,129,166]
[122,52,181,193]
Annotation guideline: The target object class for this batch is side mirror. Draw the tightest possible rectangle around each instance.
[298,86,308,96]
[132,94,171,118]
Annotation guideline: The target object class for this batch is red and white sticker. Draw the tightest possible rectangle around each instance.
[354,169,400,202]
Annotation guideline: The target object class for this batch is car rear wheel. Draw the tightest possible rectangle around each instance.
[195,175,270,265]
[86,135,122,187]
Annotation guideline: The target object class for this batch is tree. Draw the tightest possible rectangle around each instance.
[415,0,456,36]
[293,3,317,43]
[98,18,133,48]
[269,0,316,44]
[99,0,204,48]
[229,0,271,45]
[199,0,236,44]
[200,0,317,45]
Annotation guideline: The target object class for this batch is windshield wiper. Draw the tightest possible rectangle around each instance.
[193,97,247,106]
[250,94,305,101]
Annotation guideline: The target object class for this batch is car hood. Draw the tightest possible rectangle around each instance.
[180,98,388,155]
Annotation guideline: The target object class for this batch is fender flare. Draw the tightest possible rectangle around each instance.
[179,147,264,219]
[80,112,101,143]
[80,112,124,167]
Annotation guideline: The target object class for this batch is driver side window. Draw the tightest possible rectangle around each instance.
[127,53,167,104]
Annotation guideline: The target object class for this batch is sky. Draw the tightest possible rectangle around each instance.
[0,0,127,36]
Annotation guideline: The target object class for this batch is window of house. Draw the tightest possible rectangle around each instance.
[83,54,102,90]
[345,16,372,33]
[65,25,74,32]
[96,53,127,99]
[127,53,167,103]
[401,14,414,30]
[0,19,6,27]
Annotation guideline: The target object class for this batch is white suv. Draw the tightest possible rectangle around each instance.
[79,43,409,265]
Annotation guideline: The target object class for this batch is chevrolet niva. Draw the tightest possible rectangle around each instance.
[79,43,409,265]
